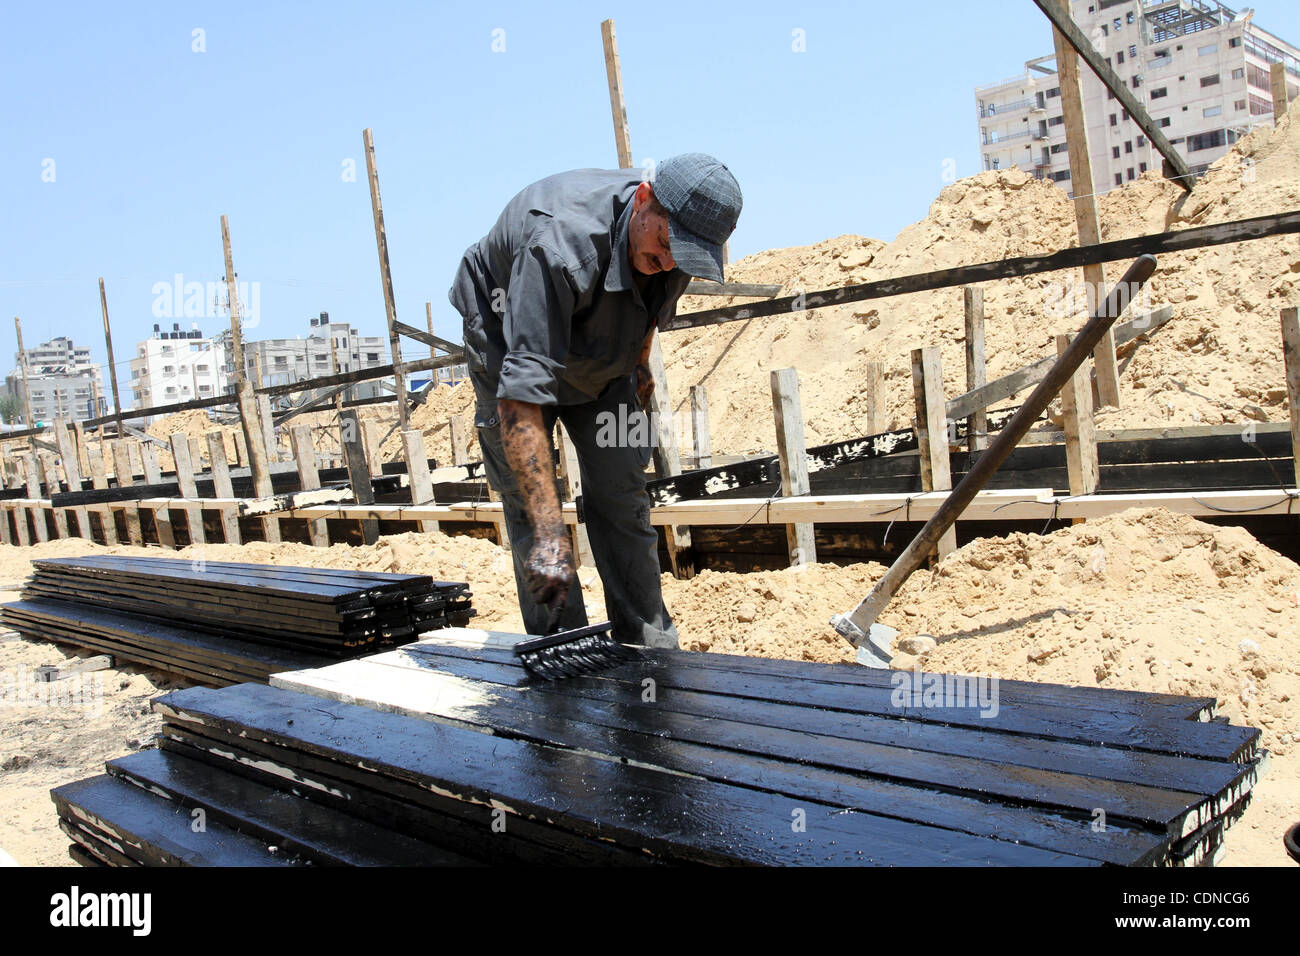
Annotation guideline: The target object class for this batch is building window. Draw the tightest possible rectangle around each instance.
[1129,45,1137,58]
[1132,76,1141,89]
[1110,113,1118,126]
[1125,140,1133,153]
[274,355,288,366]
[366,353,380,362]
[1126,11,1134,23]
[1229,36,1241,48]
[1048,115,1064,126]
[1046,87,1060,98]
[1050,142,1068,154]
[1204,105,1222,117]
[1197,44,1217,56]
[163,365,174,374]
[1158,116,1172,127]
[1117,50,1125,64]
[1127,168,1135,181]
[1112,18,1120,30]
[1112,146,1121,159]
[1187,129,1227,152]
[1136,135,1146,147]
[1139,162,1148,173]
[1235,99,1247,111]
[1231,67,1244,80]
[1115,173,1124,187]
[1200,74,1220,87]
[1051,170,1070,182]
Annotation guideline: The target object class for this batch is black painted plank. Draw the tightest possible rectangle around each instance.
[280,656,1168,863]
[155,684,1092,865]
[106,749,479,867]
[60,820,139,867]
[51,774,304,867]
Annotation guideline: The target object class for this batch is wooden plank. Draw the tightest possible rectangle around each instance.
[289,425,330,547]
[98,277,125,437]
[84,437,117,545]
[1271,61,1290,124]
[554,423,594,570]
[139,442,175,547]
[23,453,50,543]
[52,420,92,540]
[206,431,242,545]
[963,287,987,452]
[685,280,782,297]
[912,347,957,558]
[865,361,885,435]
[647,336,693,578]
[394,319,464,357]
[1283,307,1300,487]
[38,455,70,538]
[361,418,384,476]
[257,394,277,463]
[169,433,206,546]
[400,429,439,535]
[110,442,143,546]
[690,385,711,468]
[770,368,817,567]
[1056,333,1099,498]
[363,128,410,431]
[600,18,634,169]
[340,409,379,545]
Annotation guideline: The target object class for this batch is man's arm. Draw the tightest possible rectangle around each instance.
[635,325,656,409]
[498,398,572,610]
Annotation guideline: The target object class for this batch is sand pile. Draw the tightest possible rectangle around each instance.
[145,409,243,471]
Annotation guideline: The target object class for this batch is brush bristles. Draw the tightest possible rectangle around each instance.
[518,633,638,680]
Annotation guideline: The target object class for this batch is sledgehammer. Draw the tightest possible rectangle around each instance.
[832,254,1158,666]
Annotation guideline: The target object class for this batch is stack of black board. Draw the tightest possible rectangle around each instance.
[50,631,1264,866]
[1,556,474,686]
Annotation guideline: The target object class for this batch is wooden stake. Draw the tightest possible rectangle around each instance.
[964,287,988,453]
[38,455,69,538]
[1056,333,1099,501]
[690,385,711,469]
[911,346,957,558]
[206,431,242,545]
[258,393,277,462]
[600,19,635,169]
[341,409,379,545]
[647,336,694,578]
[289,424,331,547]
[110,441,143,546]
[401,429,440,535]
[1281,307,1300,487]
[169,432,206,547]
[84,437,118,545]
[448,415,471,466]
[1272,62,1290,124]
[1050,0,1119,409]
[361,418,384,475]
[426,302,437,361]
[13,317,34,429]
[53,419,92,540]
[555,423,595,569]
[865,361,885,435]
[362,128,409,431]
[98,278,125,438]
[770,368,817,568]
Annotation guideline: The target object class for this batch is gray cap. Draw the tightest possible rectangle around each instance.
[650,153,742,283]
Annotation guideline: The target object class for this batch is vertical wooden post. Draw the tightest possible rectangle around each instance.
[84,440,118,545]
[72,419,92,478]
[1271,62,1290,124]
[170,433,206,547]
[98,278,125,438]
[426,302,438,361]
[647,337,694,578]
[14,317,34,428]
[362,128,409,431]
[448,415,471,466]
[257,393,277,462]
[912,346,958,559]
[207,431,242,545]
[139,441,175,547]
[770,368,817,568]
[233,430,248,468]
[53,419,92,540]
[38,455,69,538]
[290,424,331,548]
[361,418,384,475]
[329,333,346,414]
[555,423,595,569]
[1050,0,1120,409]
[1281,308,1300,487]
[110,441,143,546]
[221,214,279,543]
[690,385,711,469]
[600,19,635,169]
[1056,333,1100,503]
[401,429,440,535]
[341,409,379,545]
[865,362,885,435]
[0,501,10,546]
[10,462,32,545]
[964,287,988,453]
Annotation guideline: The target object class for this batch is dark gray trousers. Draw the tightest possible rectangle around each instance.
[472,374,678,647]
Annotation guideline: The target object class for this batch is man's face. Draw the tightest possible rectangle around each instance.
[628,183,676,276]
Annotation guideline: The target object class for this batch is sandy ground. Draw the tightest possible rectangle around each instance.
[1,506,1295,866]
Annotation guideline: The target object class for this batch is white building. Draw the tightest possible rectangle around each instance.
[130,323,229,423]
[5,335,105,424]
[244,313,390,404]
[975,0,1299,198]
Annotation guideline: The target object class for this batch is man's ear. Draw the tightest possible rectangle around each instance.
[632,181,654,210]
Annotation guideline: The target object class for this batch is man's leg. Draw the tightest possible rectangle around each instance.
[472,393,587,635]
[559,377,678,648]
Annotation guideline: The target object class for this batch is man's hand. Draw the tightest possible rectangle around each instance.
[525,532,574,612]
[635,361,655,410]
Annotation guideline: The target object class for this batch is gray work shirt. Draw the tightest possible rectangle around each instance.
[448,168,692,407]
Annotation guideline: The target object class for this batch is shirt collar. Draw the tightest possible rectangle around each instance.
[604,195,637,293]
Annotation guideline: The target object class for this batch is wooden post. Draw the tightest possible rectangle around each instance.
[189,437,206,475]
[1272,62,1290,124]
[257,393,277,462]
[207,431,242,545]
[53,419,92,540]
[647,337,694,578]
[361,418,384,475]
[341,409,379,545]
[770,368,817,568]
[690,385,711,469]
[329,333,346,414]
[23,453,48,544]
[38,455,69,538]
[448,415,471,466]
[221,214,279,543]
[84,438,118,545]
[1050,0,1120,409]
[555,423,595,569]
[139,441,175,547]
[290,424,331,548]
[71,419,91,478]
[1281,308,1300,487]
[98,278,125,438]
[362,128,409,431]
[110,441,143,546]
[865,361,885,435]
[600,19,635,169]
[13,317,34,428]
[912,346,957,559]
[233,430,248,468]
[401,429,440,535]
[10,462,32,544]
[964,287,988,453]
[1056,334,1100,504]
[0,500,10,547]
[426,302,437,361]
[170,432,206,547]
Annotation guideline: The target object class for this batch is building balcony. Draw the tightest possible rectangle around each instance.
[979,97,1035,118]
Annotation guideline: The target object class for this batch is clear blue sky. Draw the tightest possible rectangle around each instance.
[3,0,1298,406]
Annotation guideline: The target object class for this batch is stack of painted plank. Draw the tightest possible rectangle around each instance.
[1,556,474,686]
[51,630,1263,866]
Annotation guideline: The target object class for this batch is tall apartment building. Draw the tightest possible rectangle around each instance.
[4,335,105,424]
[243,313,388,402]
[130,323,229,424]
[975,0,1299,198]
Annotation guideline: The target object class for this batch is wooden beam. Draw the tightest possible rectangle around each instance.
[690,385,711,469]
[394,319,463,357]
[1282,307,1300,487]
[98,278,125,437]
[140,444,173,547]
[449,415,471,467]
[85,436,118,545]
[600,19,634,169]
[38,455,69,538]
[361,418,384,475]
[289,424,331,547]
[53,419,92,540]
[647,335,694,578]
[685,281,782,297]
[401,429,440,536]
[363,128,409,431]
[1055,334,1099,499]
[207,431,242,545]
[963,288,987,453]
[912,347,957,558]
[340,409,379,545]
[1031,0,1192,190]
[110,441,142,546]
[169,432,206,547]
[770,368,817,568]
[555,423,595,570]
